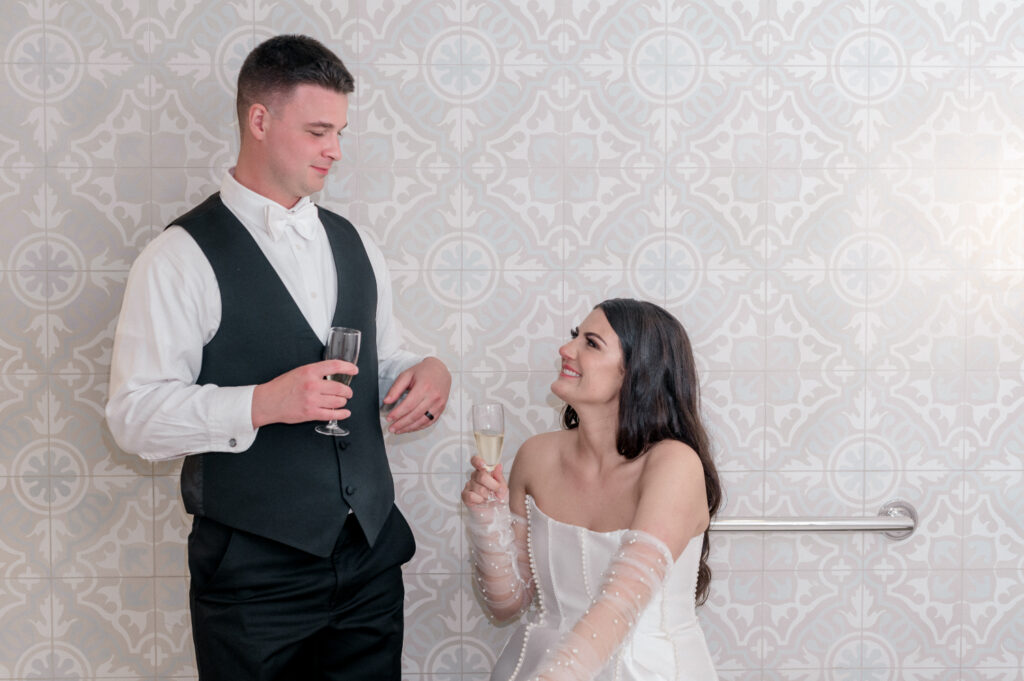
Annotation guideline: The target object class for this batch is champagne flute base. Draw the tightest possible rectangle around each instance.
[316,422,350,437]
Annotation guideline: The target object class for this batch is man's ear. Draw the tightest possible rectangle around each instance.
[247,103,270,141]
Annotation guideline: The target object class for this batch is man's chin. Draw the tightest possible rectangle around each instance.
[305,179,327,196]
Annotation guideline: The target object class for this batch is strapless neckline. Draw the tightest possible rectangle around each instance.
[526,493,630,537]
[490,494,719,680]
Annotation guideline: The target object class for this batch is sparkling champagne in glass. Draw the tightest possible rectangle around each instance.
[316,326,361,437]
[472,402,505,472]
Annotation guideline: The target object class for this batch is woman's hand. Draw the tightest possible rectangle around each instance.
[461,456,508,505]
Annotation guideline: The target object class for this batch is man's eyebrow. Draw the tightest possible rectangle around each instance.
[307,121,348,130]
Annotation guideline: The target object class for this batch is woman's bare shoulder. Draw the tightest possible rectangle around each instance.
[643,436,700,462]
[633,439,710,548]
[521,429,569,451]
[509,430,570,486]
[638,442,707,505]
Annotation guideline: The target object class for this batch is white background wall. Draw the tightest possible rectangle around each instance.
[1,1,1022,679]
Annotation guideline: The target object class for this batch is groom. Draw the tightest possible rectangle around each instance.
[106,34,451,679]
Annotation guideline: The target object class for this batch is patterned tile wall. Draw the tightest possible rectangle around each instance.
[1,0,1022,679]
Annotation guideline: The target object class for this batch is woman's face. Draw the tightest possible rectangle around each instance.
[551,308,625,410]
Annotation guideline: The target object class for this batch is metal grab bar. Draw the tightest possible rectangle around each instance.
[710,500,918,541]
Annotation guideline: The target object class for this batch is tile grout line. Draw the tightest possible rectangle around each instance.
[151,12,159,675]
[960,8,974,673]
[458,5,465,676]
[760,9,769,673]
[41,5,58,672]
[862,5,872,669]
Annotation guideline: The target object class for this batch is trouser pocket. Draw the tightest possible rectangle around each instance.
[187,516,235,596]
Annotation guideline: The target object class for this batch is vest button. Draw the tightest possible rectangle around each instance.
[228,438,237,448]
[345,485,356,495]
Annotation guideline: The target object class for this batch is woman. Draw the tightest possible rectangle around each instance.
[462,298,721,681]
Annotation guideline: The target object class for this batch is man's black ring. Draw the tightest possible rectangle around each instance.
[425,410,435,421]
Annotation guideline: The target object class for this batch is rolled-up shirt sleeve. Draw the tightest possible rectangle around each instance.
[105,227,259,461]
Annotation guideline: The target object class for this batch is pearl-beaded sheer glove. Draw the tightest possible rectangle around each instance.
[465,497,534,620]
[529,529,673,681]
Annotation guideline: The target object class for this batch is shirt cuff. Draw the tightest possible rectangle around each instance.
[378,351,423,407]
[214,384,259,452]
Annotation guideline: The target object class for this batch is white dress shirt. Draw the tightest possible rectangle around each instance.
[106,171,420,461]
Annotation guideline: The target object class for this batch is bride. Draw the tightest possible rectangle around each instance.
[462,298,722,681]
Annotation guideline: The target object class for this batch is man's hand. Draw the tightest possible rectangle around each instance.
[382,356,451,434]
[251,359,358,428]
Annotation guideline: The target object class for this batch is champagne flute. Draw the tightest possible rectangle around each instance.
[316,326,361,437]
[472,402,505,472]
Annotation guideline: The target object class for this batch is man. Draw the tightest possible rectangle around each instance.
[106,35,451,679]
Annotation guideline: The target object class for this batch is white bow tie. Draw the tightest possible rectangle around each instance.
[264,201,319,241]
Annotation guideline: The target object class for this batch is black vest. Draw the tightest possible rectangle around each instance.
[171,193,395,555]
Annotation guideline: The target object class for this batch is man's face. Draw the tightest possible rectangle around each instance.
[262,83,348,207]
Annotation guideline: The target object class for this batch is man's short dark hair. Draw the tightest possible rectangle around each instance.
[236,34,354,124]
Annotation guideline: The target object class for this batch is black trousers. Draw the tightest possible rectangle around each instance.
[188,506,416,681]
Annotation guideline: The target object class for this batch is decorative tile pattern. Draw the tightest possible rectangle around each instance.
[0,473,51,579]
[0,72,45,165]
[764,470,865,572]
[710,471,765,573]
[461,270,561,372]
[766,0,871,67]
[154,576,195,677]
[869,0,972,67]
[402,573,461,675]
[0,579,52,677]
[866,269,966,374]
[699,570,763,671]
[154,476,189,578]
[459,370,564,477]
[1,3,1022,679]
[49,373,149,477]
[962,471,1024,571]
[564,168,667,268]
[460,166,563,269]
[669,66,768,168]
[766,271,867,372]
[872,68,971,167]
[972,3,1024,67]
[50,475,155,578]
[395,473,462,574]
[865,371,965,470]
[762,569,863,670]
[861,469,965,573]
[964,371,1024,470]
[51,577,156,677]
[767,65,871,168]
[702,370,765,470]
[764,371,865,470]
[961,569,1024,669]
[862,568,963,669]
[150,64,238,170]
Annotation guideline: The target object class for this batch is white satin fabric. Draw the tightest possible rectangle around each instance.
[490,495,718,681]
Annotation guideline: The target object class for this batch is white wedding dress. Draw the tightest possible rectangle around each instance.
[487,495,718,681]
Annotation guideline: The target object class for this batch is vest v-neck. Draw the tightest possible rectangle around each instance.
[217,202,329,342]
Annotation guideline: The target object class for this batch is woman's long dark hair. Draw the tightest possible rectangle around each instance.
[562,298,722,605]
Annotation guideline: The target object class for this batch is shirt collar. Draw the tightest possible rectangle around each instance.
[220,169,316,238]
